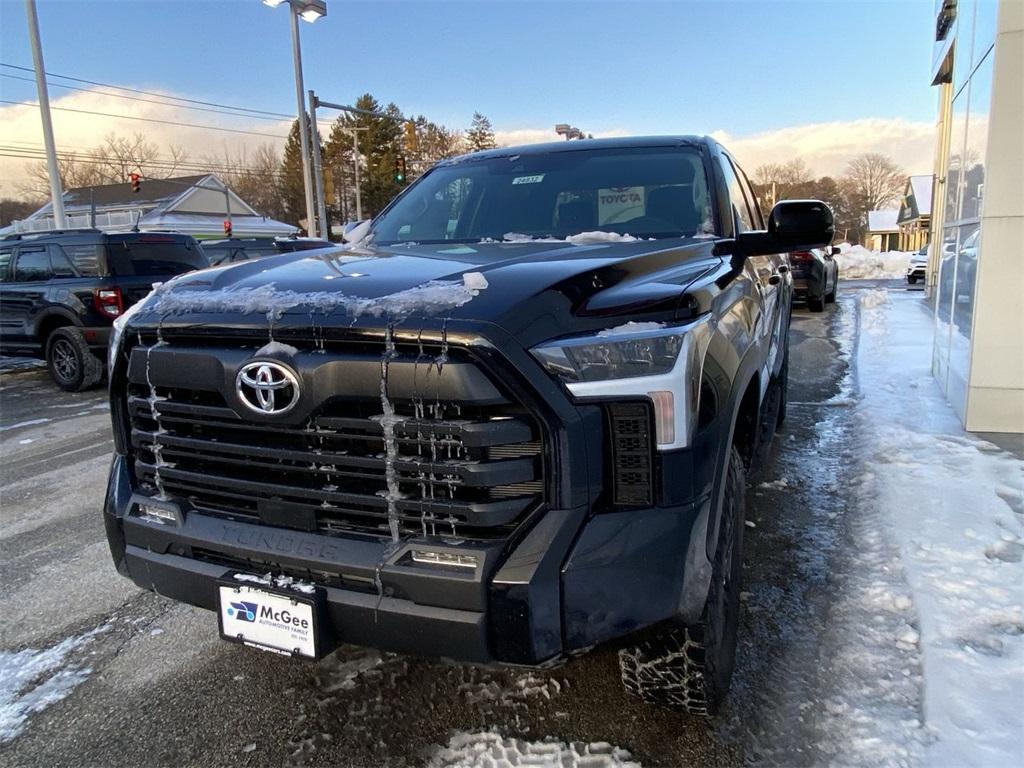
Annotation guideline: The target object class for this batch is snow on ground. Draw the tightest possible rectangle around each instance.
[0,357,45,374]
[428,729,640,768]
[835,244,913,280]
[0,626,108,743]
[853,289,1023,766]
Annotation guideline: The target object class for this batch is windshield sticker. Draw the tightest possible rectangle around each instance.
[511,174,545,185]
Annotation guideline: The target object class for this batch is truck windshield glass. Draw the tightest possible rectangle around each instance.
[105,239,208,276]
[372,147,712,245]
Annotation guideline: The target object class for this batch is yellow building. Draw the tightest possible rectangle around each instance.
[928,0,1023,433]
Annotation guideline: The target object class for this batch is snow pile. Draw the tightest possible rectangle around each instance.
[497,231,638,245]
[254,340,299,357]
[428,729,640,768]
[853,291,1024,766]
[0,626,107,743]
[835,244,913,280]
[232,572,316,594]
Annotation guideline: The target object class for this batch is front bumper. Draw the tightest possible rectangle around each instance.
[104,448,713,665]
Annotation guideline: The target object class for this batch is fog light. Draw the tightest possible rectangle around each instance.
[410,550,478,569]
[135,502,182,525]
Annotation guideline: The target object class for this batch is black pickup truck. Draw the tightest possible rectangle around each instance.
[104,137,832,715]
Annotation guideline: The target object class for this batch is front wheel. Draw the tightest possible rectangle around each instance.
[808,296,825,312]
[618,447,746,716]
[46,327,103,392]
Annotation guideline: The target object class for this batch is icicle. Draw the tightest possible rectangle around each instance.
[377,324,402,542]
[142,327,170,500]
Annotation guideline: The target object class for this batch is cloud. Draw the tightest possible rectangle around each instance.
[711,118,936,178]
[0,87,292,198]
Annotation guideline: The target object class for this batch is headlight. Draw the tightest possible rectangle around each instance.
[530,317,713,450]
[530,322,684,383]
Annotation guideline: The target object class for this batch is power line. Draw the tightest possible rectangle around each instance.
[1,73,291,123]
[0,147,286,180]
[0,99,290,139]
[0,62,294,120]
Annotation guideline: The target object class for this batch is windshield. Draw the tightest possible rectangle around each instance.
[105,238,209,276]
[372,146,712,245]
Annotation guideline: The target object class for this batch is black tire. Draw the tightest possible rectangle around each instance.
[46,327,103,392]
[825,279,837,304]
[808,296,825,312]
[618,447,746,716]
[907,276,918,285]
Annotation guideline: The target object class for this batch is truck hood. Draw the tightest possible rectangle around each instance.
[137,237,726,345]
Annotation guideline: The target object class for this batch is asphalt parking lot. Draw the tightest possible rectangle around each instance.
[0,280,912,767]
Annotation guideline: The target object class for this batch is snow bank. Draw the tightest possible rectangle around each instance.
[428,729,640,768]
[854,292,1024,766]
[835,244,913,280]
[597,321,666,337]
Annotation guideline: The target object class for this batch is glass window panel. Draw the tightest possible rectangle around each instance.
[961,48,993,221]
[953,0,976,97]
[972,0,998,68]
[945,89,968,222]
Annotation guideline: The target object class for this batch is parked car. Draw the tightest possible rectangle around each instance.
[907,245,928,284]
[201,236,333,266]
[0,229,208,390]
[789,246,838,311]
[104,136,833,715]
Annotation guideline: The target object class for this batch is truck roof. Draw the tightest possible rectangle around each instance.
[440,135,716,166]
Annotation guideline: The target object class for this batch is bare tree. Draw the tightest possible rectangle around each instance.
[840,152,906,212]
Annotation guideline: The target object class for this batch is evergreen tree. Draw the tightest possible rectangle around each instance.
[277,117,323,231]
[325,94,403,219]
[465,112,496,152]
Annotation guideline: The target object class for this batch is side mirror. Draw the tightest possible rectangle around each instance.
[342,219,371,244]
[733,200,835,258]
[829,245,841,257]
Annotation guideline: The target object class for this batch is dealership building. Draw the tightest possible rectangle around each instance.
[928,0,1023,433]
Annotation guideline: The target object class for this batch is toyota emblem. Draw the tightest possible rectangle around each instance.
[236,361,300,415]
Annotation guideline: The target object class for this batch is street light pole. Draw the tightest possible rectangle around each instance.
[288,5,317,238]
[25,0,66,229]
[308,90,328,237]
[351,128,363,221]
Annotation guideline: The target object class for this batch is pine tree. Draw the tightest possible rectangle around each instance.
[465,112,496,152]
[277,117,323,231]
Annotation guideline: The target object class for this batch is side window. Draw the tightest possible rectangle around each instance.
[13,248,52,282]
[50,246,78,278]
[0,248,11,282]
[732,159,765,229]
[59,244,102,276]
[719,158,756,233]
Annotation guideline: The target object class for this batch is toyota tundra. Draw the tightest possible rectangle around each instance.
[103,136,833,714]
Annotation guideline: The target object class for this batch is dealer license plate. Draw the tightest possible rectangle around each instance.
[218,582,319,658]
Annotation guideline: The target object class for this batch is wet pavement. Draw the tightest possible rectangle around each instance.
[0,281,910,767]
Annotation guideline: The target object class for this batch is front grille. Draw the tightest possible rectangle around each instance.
[126,341,545,541]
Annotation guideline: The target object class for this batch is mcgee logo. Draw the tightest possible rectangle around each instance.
[227,601,258,622]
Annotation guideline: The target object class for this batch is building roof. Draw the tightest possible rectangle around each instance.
[909,175,933,217]
[63,174,212,208]
[868,209,900,233]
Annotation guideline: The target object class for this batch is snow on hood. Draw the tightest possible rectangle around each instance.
[146,273,488,323]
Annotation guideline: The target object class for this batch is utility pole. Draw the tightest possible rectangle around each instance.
[351,128,363,221]
[308,90,327,238]
[25,0,65,229]
[289,6,317,237]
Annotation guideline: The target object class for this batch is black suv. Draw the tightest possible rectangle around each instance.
[104,137,832,714]
[0,229,208,391]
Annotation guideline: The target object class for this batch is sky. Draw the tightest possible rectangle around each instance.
[0,0,942,198]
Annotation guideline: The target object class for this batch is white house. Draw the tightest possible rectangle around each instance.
[4,174,297,239]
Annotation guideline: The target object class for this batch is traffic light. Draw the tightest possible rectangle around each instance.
[394,156,407,183]
[129,172,141,193]
[404,121,418,153]
[223,219,232,237]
